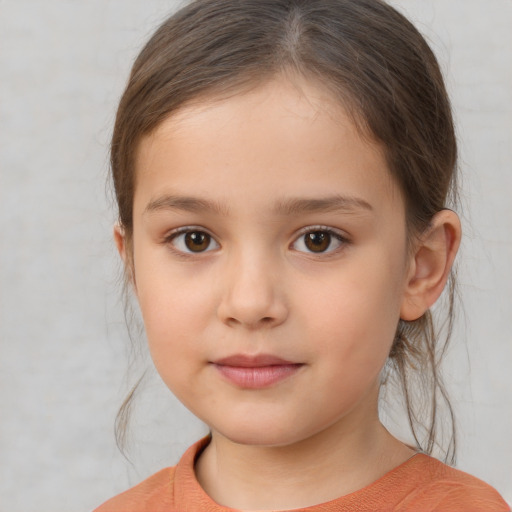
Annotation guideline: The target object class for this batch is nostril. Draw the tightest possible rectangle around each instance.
[225,316,276,329]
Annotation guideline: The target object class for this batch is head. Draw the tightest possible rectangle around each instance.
[112,0,460,460]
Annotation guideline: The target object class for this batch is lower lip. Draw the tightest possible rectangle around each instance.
[213,364,303,389]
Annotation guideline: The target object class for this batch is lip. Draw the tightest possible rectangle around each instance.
[212,354,303,389]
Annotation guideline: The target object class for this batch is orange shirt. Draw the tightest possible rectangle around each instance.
[94,437,509,511]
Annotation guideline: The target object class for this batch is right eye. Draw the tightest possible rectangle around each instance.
[168,229,220,254]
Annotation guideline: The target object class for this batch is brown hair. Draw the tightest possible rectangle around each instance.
[112,0,458,462]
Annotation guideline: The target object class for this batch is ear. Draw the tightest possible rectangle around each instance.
[114,223,136,287]
[400,210,461,321]
[114,223,127,262]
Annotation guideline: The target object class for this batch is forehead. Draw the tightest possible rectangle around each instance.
[133,76,402,216]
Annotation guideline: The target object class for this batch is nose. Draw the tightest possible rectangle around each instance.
[217,251,288,329]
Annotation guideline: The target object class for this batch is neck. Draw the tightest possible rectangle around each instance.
[195,415,414,511]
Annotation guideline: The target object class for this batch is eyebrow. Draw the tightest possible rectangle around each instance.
[144,195,230,216]
[143,193,373,216]
[273,195,373,215]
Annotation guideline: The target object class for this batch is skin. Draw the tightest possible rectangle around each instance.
[115,76,461,511]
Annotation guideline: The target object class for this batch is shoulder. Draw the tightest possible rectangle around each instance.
[92,466,176,512]
[395,454,510,512]
[92,437,211,512]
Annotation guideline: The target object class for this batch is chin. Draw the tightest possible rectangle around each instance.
[220,431,300,448]
[209,417,316,448]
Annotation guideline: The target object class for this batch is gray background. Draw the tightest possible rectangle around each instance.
[1,1,511,510]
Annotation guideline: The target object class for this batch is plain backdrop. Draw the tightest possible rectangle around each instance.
[1,1,511,510]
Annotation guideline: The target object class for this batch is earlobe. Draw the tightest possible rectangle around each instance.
[400,210,461,321]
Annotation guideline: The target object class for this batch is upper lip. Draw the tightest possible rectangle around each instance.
[213,354,298,367]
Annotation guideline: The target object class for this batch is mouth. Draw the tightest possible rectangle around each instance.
[211,354,304,389]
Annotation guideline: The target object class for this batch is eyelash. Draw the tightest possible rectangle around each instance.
[291,226,350,256]
[164,226,219,256]
[163,226,350,257]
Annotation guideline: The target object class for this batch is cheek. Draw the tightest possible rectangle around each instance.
[299,260,403,362]
[136,279,211,406]
[133,258,215,370]
[135,242,210,324]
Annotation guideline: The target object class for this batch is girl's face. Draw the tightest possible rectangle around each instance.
[127,77,413,447]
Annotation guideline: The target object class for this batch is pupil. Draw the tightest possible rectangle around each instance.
[305,231,330,252]
[185,231,209,252]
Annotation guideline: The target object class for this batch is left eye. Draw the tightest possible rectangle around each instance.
[169,230,220,253]
[292,229,345,254]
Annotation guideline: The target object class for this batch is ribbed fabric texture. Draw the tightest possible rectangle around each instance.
[94,437,509,511]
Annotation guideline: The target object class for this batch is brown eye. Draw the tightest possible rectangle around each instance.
[185,231,210,252]
[304,231,331,252]
[292,229,345,254]
[170,230,219,254]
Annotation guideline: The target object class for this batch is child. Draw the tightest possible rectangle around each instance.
[95,0,509,510]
